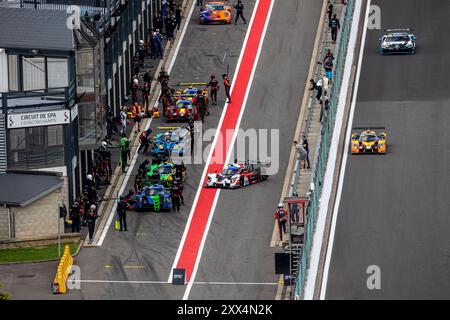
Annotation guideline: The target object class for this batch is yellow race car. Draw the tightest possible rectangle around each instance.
[351,128,387,154]
[200,2,232,24]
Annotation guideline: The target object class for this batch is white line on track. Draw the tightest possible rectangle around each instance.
[96,0,197,247]
[75,280,278,286]
[302,0,367,299]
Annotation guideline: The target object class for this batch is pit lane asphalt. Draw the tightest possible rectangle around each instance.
[65,1,258,300]
[188,0,322,299]
[325,0,450,299]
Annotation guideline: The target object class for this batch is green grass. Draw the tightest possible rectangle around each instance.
[0,241,80,264]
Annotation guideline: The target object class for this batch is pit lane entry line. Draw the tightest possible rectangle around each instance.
[75,280,278,286]
[168,0,275,299]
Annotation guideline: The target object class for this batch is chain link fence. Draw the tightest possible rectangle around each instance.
[294,0,355,300]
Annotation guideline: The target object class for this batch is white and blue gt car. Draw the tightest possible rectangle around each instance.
[379,29,416,55]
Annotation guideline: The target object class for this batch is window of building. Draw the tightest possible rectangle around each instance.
[7,54,18,91]
[22,56,46,91]
[8,125,65,170]
[47,58,68,88]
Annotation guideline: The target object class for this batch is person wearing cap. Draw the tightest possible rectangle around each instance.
[86,204,99,244]
[206,74,219,105]
[274,203,287,241]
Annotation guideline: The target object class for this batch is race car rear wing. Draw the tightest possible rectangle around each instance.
[384,28,413,32]
[351,127,387,137]
[175,82,208,86]
[234,160,271,166]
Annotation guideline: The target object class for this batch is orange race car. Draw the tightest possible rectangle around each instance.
[351,128,387,154]
[200,2,232,24]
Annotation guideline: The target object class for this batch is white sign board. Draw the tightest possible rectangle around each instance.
[7,110,70,129]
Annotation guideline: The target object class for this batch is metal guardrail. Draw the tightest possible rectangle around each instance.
[288,5,331,198]
[293,0,355,299]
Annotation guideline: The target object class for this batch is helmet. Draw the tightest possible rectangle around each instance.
[278,203,283,208]
[101,141,107,148]
[86,174,93,180]
[139,40,144,45]
[133,78,139,85]
[90,204,96,210]
[210,74,216,79]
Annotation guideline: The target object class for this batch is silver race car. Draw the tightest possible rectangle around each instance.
[379,29,416,55]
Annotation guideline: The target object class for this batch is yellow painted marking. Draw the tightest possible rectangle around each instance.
[104,265,145,269]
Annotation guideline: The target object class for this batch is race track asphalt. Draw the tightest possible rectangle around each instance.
[325,0,450,299]
[188,0,322,300]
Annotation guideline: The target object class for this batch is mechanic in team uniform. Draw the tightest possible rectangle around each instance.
[120,134,130,173]
[196,89,208,122]
[222,74,232,103]
[274,203,287,242]
[187,117,195,155]
[206,74,219,106]
[117,197,128,231]
[234,0,246,24]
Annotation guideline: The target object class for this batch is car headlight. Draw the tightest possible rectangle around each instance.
[382,43,389,48]
[406,40,413,47]
[173,145,179,150]
[353,144,358,149]
[379,143,384,148]
[158,145,164,150]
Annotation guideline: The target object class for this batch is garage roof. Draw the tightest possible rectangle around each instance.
[0,173,63,207]
[0,7,75,52]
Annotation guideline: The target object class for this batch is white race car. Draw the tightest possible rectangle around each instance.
[205,161,269,189]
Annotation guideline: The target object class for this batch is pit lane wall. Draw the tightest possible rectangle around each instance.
[293,0,356,300]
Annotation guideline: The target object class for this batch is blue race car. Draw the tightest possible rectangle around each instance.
[151,127,189,162]
[133,185,172,212]
[379,29,416,55]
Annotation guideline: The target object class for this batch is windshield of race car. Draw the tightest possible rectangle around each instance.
[159,166,173,174]
[177,102,191,109]
[361,134,377,142]
[222,168,237,175]
[385,35,410,42]
[207,4,225,10]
